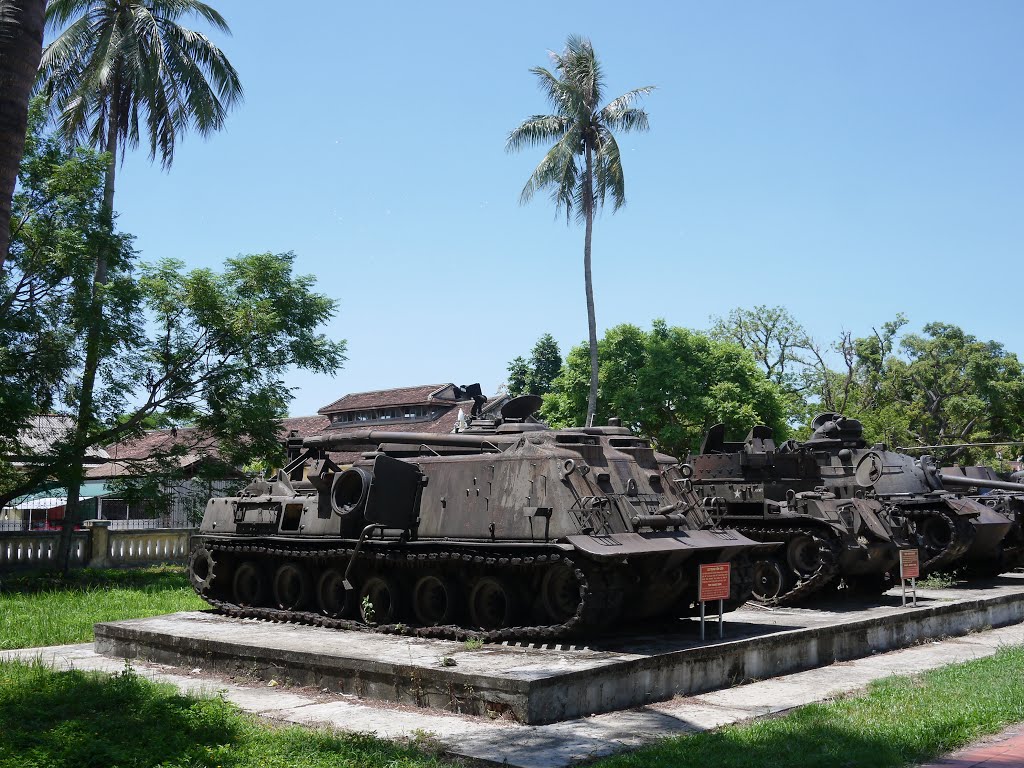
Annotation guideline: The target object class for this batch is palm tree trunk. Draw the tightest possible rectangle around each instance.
[0,0,45,271]
[583,143,599,428]
[58,84,119,572]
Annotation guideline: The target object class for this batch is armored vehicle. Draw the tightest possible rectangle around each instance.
[187,394,764,641]
[806,414,1012,574]
[690,423,909,605]
[939,465,1024,575]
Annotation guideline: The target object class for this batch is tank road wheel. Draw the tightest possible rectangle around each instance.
[359,576,403,625]
[540,565,582,623]
[468,576,522,630]
[751,557,793,603]
[273,563,311,611]
[412,574,462,626]
[786,535,820,577]
[188,546,216,595]
[232,561,265,607]
[317,568,358,619]
[919,514,954,554]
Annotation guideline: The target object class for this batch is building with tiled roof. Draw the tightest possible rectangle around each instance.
[316,383,507,463]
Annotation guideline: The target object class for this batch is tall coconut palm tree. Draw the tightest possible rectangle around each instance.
[0,0,46,270]
[35,0,242,568]
[507,36,652,427]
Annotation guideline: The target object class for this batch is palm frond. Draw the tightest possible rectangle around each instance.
[45,0,95,30]
[529,66,584,117]
[600,106,649,134]
[506,114,570,153]
[150,0,232,33]
[600,86,654,122]
[593,127,625,211]
[519,129,580,216]
[561,35,601,109]
[36,0,241,170]
[510,35,651,219]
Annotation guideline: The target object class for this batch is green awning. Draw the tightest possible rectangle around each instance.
[5,481,115,510]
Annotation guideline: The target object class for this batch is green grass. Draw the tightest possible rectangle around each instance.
[3,647,1024,768]
[0,660,451,768]
[0,566,205,650]
[4,565,1024,768]
[593,645,1024,768]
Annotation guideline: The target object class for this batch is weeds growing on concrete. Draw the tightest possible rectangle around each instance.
[0,566,204,650]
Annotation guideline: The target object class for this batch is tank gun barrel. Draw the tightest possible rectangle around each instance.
[304,430,514,450]
[939,473,1024,493]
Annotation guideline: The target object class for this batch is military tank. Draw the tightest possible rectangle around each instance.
[690,423,910,605]
[806,414,1013,574]
[939,465,1024,576]
[187,394,764,641]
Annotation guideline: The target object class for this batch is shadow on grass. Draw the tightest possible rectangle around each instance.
[0,660,446,768]
[0,565,189,596]
[0,660,238,768]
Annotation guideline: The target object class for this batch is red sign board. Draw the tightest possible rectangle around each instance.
[900,549,920,580]
[699,563,731,602]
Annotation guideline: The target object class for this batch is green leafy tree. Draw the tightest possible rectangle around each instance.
[0,0,46,265]
[844,322,1024,460]
[507,35,653,427]
[1,99,117,453]
[710,305,822,423]
[1,249,347,512]
[543,320,788,457]
[506,333,562,397]
[34,0,243,551]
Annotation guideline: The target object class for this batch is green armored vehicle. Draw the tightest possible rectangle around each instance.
[690,423,910,604]
[188,394,764,641]
[807,414,1013,575]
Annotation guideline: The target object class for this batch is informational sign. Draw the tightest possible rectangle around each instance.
[699,563,731,602]
[900,549,920,580]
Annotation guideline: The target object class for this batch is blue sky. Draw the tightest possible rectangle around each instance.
[103,1,1024,416]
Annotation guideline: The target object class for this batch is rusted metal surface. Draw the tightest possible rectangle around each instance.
[804,414,1014,573]
[941,465,1024,574]
[188,392,763,640]
[690,423,910,605]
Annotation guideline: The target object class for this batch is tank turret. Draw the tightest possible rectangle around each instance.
[803,414,1013,574]
[188,393,765,641]
[691,423,910,605]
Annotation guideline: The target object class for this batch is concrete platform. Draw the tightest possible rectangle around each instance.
[92,573,1024,725]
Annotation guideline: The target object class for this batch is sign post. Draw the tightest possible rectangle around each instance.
[900,549,920,607]
[698,562,731,640]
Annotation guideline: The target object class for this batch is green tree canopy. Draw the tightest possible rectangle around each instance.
[0,115,346,512]
[506,333,562,397]
[0,99,123,452]
[33,0,243,558]
[543,320,788,457]
[841,321,1024,461]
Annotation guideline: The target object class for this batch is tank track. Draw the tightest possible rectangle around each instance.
[734,525,841,606]
[196,539,615,643]
[902,507,975,573]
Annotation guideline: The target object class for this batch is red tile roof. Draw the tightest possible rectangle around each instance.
[318,384,450,414]
[280,414,331,438]
[87,416,331,478]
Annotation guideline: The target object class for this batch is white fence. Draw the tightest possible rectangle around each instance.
[0,521,193,572]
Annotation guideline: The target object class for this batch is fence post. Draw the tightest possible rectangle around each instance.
[83,519,110,568]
